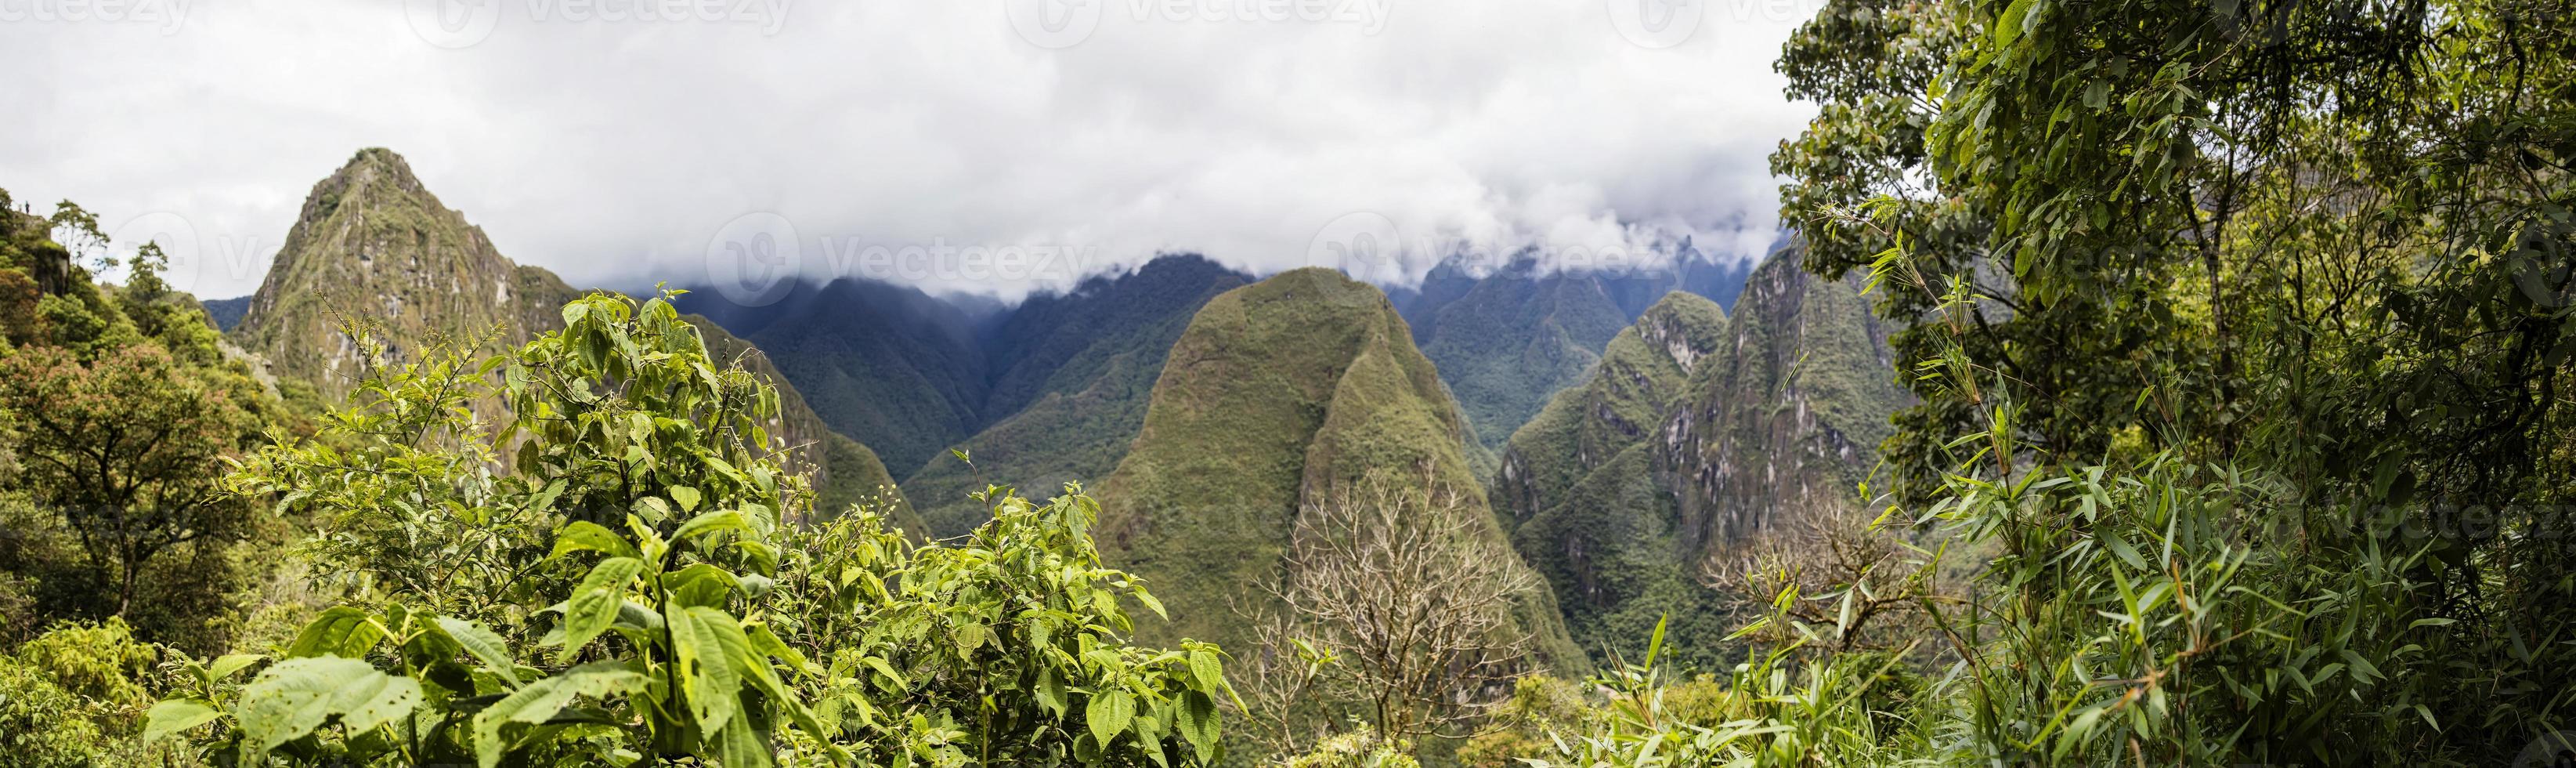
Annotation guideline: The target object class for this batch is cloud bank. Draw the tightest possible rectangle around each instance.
[0,0,1823,300]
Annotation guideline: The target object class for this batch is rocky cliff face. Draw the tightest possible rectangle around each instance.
[1494,292,1732,668]
[230,148,907,523]
[1656,247,1904,556]
[1492,246,1906,669]
[233,149,557,393]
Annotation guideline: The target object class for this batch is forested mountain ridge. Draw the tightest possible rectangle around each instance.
[1487,244,1907,672]
[1091,267,1583,668]
[1406,258,1631,452]
[671,277,990,476]
[900,255,1252,538]
[1495,292,1729,524]
[227,149,909,521]
[1392,248,1754,458]
[1494,291,1732,669]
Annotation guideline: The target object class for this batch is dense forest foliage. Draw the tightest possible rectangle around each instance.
[2,0,2571,763]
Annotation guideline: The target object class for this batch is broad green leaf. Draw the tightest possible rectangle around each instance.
[237,657,421,759]
[437,616,523,687]
[1036,667,1068,717]
[1174,690,1219,762]
[1187,649,1223,694]
[672,606,745,734]
[550,520,641,561]
[710,705,776,768]
[208,654,267,683]
[286,607,385,659]
[471,662,649,768]
[746,621,811,673]
[668,562,741,608]
[669,485,703,513]
[674,509,751,543]
[143,699,222,741]
[955,622,990,651]
[1087,688,1134,747]
[558,557,645,663]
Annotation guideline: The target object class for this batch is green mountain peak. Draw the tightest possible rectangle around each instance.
[229,148,912,526]
[1094,267,1582,668]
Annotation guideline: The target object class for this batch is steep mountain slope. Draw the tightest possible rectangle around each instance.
[1658,247,1905,555]
[1410,259,1632,451]
[1497,292,1728,523]
[1394,249,1755,457]
[1494,292,1734,668]
[672,278,988,476]
[229,149,907,523]
[1491,245,1906,668]
[232,148,563,394]
[200,295,250,331]
[901,255,1252,538]
[1093,268,1581,668]
[1595,246,1752,320]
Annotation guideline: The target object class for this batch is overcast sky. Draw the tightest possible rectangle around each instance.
[1,0,1823,301]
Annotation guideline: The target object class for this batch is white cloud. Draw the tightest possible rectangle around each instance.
[0,0,1821,300]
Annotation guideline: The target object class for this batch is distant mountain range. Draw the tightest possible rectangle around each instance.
[194,147,1902,675]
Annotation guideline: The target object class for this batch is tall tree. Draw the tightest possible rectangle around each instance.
[0,343,258,618]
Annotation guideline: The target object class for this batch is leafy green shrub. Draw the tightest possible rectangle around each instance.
[144,292,1236,766]
[0,654,109,768]
[0,619,183,768]
[1275,730,1420,768]
[16,618,157,717]
[774,487,1237,766]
